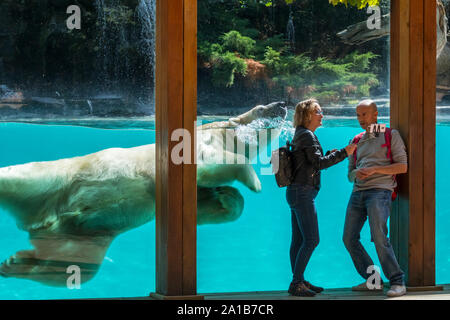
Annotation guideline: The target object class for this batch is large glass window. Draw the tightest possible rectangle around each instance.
[0,0,156,299]
[196,0,391,293]
[436,0,450,287]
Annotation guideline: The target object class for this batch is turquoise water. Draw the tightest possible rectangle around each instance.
[0,120,449,299]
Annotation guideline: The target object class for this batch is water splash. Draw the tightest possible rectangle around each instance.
[235,117,295,145]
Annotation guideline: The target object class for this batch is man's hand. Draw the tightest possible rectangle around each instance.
[355,163,407,181]
[356,167,378,180]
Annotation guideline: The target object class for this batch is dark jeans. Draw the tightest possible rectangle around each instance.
[343,189,404,285]
[286,183,319,284]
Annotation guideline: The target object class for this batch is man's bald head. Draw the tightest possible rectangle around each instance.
[357,99,378,112]
[356,99,378,130]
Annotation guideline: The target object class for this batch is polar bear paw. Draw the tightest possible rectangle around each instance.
[240,165,262,193]
[197,186,244,225]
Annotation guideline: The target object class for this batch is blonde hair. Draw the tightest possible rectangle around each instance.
[293,98,320,128]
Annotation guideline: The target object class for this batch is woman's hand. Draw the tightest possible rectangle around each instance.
[345,143,357,156]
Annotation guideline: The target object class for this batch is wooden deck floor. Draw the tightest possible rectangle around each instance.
[201,284,450,300]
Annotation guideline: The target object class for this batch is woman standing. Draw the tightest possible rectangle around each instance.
[287,98,356,297]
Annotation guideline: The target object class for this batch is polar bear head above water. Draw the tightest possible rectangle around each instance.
[0,101,287,286]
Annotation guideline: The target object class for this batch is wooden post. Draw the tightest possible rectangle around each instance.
[151,0,201,299]
[390,0,441,289]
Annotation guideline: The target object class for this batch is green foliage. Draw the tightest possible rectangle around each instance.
[254,35,287,60]
[262,46,282,73]
[357,84,371,96]
[194,0,388,102]
[337,51,379,72]
[310,90,340,104]
[221,31,256,58]
[309,57,351,84]
[329,0,380,9]
[239,0,295,7]
[103,6,135,26]
[199,30,257,87]
[210,51,248,87]
[265,51,380,100]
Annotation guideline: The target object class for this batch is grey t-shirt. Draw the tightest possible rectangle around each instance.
[348,129,407,192]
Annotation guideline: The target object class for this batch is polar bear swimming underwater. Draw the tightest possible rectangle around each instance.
[0,101,287,286]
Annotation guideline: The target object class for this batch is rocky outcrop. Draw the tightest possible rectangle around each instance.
[437,43,450,101]
[0,88,154,119]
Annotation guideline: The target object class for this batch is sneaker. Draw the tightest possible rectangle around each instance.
[303,280,324,293]
[351,280,384,291]
[288,282,296,295]
[386,284,406,297]
[289,282,316,297]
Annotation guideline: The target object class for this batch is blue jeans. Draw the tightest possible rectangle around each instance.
[286,184,320,284]
[343,189,404,285]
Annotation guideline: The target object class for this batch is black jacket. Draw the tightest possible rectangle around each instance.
[290,126,348,190]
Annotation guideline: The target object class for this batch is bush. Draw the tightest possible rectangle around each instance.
[357,84,371,97]
[262,46,281,74]
[308,90,341,104]
[210,51,248,87]
[198,27,381,98]
[337,51,379,72]
[199,31,255,87]
[265,51,380,101]
[220,31,256,58]
[255,35,287,60]
[308,57,351,84]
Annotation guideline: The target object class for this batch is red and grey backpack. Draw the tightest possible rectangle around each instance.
[351,128,398,201]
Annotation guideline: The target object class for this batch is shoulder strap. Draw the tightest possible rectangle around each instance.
[381,128,398,201]
[286,140,303,179]
[352,132,365,163]
[381,128,393,163]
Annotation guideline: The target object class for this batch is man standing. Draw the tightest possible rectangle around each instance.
[343,99,408,297]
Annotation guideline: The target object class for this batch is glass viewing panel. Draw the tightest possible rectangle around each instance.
[436,0,450,286]
[196,0,393,292]
[0,0,156,299]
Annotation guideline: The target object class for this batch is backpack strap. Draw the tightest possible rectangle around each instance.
[352,132,365,164]
[381,128,393,162]
[286,140,302,179]
[381,128,398,201]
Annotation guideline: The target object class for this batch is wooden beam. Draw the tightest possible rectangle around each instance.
[390,0,437,287]
[153,0,198,297]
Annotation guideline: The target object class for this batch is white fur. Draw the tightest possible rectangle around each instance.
[0,102,285,286]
